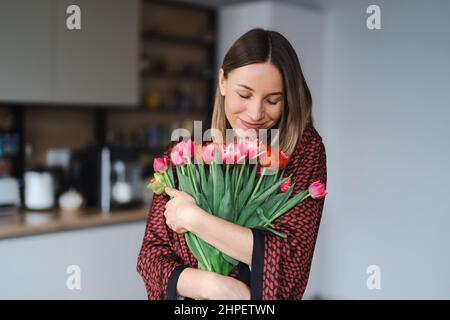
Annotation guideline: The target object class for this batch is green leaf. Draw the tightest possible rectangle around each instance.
[266,190,309,226]
[251,176,290,204]
[199,163,208,198]
[167,162,175,188]
[177,171,195,197]
[225,164,231,193]
[256,207,272,226]
[217,190,234,222]
[255,226,288,238]
[213,163,225,214]
[262,184,295,218]
[184,232,212,272]
[236,200,263,225]
[236,164,257,213]
[197,193,212,214]
[222,252,239,267]
[207,168,214,215]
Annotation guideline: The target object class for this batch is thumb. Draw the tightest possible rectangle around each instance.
[164,187,179,197]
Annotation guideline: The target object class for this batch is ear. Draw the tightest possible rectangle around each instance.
[218,68,226,96]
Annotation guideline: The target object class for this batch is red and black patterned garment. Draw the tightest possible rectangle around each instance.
[137,124,327,300]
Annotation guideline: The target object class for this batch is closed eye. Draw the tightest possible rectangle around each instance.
[238,93,250,99]
[267,99,281,105]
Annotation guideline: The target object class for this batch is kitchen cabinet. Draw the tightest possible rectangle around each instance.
[0,220,147,299]
[0,0,54,103]
[53,0,139,106]
[0,0,139,106]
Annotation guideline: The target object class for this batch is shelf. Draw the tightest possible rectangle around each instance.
[141,31,214,48]
[107,105,207,117]
[143,0,214,14]
[141,70,212,81]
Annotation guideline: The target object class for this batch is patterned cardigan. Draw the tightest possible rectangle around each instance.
[137,124,327,300]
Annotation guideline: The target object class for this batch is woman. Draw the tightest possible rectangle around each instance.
[137,28,327,300]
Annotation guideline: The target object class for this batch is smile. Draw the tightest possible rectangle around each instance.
[239,118,265,129]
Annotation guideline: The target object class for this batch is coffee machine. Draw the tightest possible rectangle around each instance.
[70,145,142,212]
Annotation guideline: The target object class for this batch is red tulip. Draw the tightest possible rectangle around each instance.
[259,145,290,170]
[308,181,327,199]
[153,157,168,173]
[279,178,291,193]
[195,144,203,164]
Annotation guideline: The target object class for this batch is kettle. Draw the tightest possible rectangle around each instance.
[24,170,55,210]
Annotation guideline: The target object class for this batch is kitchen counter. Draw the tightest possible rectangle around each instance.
[0,207,148,240]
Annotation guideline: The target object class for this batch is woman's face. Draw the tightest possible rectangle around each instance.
[219,62,284,137]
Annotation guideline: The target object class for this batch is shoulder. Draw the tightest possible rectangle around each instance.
[286,124,326,172]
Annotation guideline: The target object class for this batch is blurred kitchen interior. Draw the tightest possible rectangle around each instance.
[1,0,449,299]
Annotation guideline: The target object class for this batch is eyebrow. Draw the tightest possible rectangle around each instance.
[237,84,283,97]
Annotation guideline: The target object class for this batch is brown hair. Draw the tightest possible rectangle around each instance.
[211,28,313,155]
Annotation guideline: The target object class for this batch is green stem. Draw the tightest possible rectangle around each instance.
[187,160,199,194]
[250,167,266,200]
[225,164,229,191]
[234,161,246,199]
[162,171,173,188]
[187,233,212,271]
[265,192,310,226]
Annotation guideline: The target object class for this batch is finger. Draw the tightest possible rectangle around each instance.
[165,187,180,198]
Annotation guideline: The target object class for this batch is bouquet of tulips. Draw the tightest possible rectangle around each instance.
[148,138,327,276]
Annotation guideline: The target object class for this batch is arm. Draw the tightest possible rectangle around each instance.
[161,188,253,299]
[163,187,254,266]
[136,193,188,299]
[187,212,254,265]
[177,267,251,300]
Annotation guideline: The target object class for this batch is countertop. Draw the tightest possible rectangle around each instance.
[0,207,148,240]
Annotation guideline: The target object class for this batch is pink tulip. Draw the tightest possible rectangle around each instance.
[202,143,215,164]
[219,143,237,164]
[308,181,327,199]
[237,137,261,163]
[279,178,291,193]
[176,139,195,159]
[170,149,187,167]
[153,157,168,173]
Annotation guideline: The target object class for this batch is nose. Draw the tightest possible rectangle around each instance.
[246,100,264,121]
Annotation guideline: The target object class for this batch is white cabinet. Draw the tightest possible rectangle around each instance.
[0,222,147,299]
[0,0,139,106]
[0,0,54,103]
[54,0,139,106]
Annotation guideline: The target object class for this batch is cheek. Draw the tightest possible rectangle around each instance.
[224,95,246,117]
[266,104,283,122]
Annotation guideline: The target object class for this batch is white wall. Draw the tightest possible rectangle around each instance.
[0,222,148,299]
[219,0,450,299]
[314,0,450,299]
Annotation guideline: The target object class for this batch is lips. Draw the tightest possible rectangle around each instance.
[239,118,264,129]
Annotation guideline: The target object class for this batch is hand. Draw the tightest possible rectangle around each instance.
[203,272,251,300]
[164,187,202,234]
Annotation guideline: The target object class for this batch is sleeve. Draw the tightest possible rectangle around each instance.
[136,142,190,300]
[249,135,327,300]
